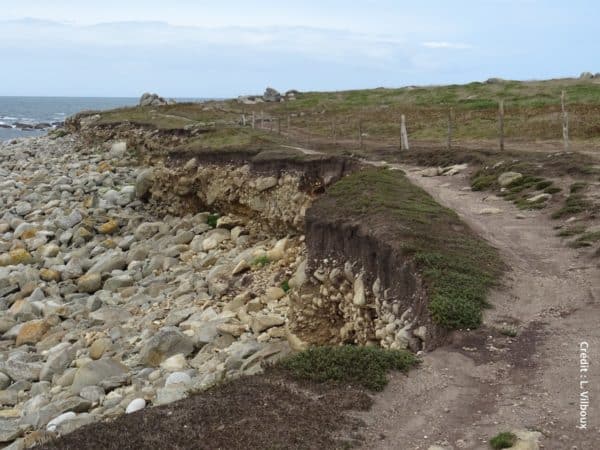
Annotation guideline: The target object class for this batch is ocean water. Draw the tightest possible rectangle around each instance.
[0,96,138,141]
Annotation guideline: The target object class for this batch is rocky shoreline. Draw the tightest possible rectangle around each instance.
[0,135,307,448]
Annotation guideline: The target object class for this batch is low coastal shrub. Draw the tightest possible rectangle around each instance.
[279,346,418,391]
[252,255,270,267]
[489,431,517,449]
[207,213,219,228]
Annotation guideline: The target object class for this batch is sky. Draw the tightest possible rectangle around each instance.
[1,1,599,97]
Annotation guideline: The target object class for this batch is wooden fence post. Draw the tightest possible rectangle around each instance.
[358,119,364,149]
[561,90,569,151]
[241,114,246,127]
[447,108,453,150]
[498,100,505,151]
[400,114,409,150]
[277,117,281,135]
[251,111,255,129]
[332,119,337,144]
[260,110,264,129]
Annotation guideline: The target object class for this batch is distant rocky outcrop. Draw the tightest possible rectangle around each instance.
[263,87,281,102]
[139,93,175,107]
[580,72,595,80]
[236,87,300,104]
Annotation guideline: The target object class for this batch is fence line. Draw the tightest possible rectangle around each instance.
[249,93,579,153]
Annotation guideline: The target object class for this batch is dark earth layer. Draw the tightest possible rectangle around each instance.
[36,372,372,450]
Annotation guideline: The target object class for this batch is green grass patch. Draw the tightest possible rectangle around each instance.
[252,255,271,267]
[556,225,586,237]
[325,169,504,329]
[570,181,588,193]
[49,128,69,139]
[279,346,418,391]
[573,231,600,247]
[207,213,219,228]
[490,431,517,449]
[281,280,290,292]
[544,186,562,194]
[551,194,592,219]
[535,180,552,190]
[471,173,496,191]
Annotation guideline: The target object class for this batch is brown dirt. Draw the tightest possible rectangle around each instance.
[354,164,600,449]
[36,372,372,450]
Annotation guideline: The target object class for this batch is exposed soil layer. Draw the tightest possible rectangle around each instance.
[36,372,372,450]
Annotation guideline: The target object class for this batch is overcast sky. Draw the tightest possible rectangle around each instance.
[1,1,598,97]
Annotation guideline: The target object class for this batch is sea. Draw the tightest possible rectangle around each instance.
[0,96,204,141]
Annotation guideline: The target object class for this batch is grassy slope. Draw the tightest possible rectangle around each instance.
[326,168,504,329]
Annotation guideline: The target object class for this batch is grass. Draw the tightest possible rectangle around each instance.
[207,213,219,228]
[278,346,418,391]
[551,193,593,219]
[571,231,600,248]
[556,225,586,237]
[326,168,504,329]
[570,181,588,193]
[252,255,271,267]
[490,431,517,449]
[281,280,290,293]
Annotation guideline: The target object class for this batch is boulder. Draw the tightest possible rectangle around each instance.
[135,169,154,200]
[70,358,129,394]
[263,87,282,102]
[139,92,170,107]
[139,327,194,366]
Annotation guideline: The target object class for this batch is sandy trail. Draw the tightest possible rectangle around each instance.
[355,164,600,449]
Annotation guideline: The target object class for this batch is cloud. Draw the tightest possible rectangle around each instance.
[422,41,472,50]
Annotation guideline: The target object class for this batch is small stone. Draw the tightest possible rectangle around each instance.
[40,269,61,283]
[46,412,76,432]
[77,273,102,294]
[265,286,285,301]
[479,207,502,215]
[353,274,366,306]
[0,249,34,267]
[250,314,285,334]
[125,398,146,414]
[16,319,50,346]
[498,171,522,187]
[97,219,119,234]
[160,353,188,372]
[89,338,112,360]
[165,372,192,388]
[71,358,129,394]
[139,327,194,367]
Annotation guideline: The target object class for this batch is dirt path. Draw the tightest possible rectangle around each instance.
[354,164,600,449]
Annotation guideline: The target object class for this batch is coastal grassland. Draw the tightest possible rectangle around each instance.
[172,127,282,153]
[95,102,241,130]
[237,78,600,142]
[90,78,600,146]
[327,168,504,329]
[279,346,418,391]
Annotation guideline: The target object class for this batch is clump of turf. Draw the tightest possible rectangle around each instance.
[551,193,592,219]
[489,431,517,449]
[326,168,504,329]
[207,213,219,228]
[252,255,270,267]
[279,346,418,391]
